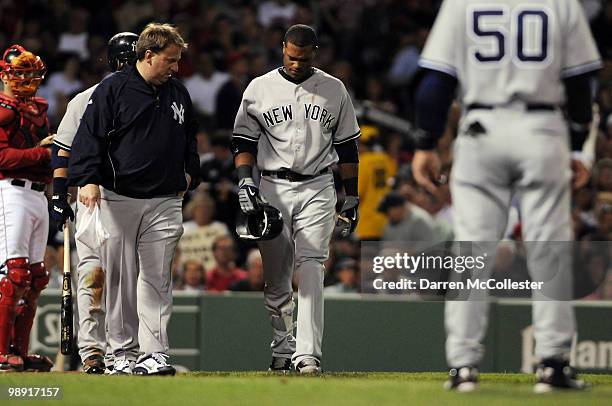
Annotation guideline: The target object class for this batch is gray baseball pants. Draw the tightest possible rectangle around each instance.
[446,109,575,367]
[257,173,336,366]
[98,187,183,360]
[75,199,106,362]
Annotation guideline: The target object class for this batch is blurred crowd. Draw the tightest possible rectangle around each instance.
[5,0,611,299]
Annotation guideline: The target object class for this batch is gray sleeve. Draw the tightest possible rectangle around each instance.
[232,83,261,143]
[561,0,602,77]
[54,91,90,151]
[419,0,460,77]
[332,83,360,145]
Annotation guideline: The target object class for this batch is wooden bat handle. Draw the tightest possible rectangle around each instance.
[63,223,71,278]
[60,223,73,355]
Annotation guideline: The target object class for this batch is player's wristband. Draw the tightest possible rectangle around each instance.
[51,144,69,169]
[343,177,358,197]
[53,177,69,196]
[237,165,253,181]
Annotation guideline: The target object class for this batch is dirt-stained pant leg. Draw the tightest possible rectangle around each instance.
[98,188,141,361]
[258,176,297,359]
[136,196,183,355]
[75,199,106,362]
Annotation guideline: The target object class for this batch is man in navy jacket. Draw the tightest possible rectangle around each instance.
[69,23,200,376]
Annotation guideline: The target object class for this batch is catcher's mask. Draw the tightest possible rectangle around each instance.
[0,45,46,98]
[236,203,283,241]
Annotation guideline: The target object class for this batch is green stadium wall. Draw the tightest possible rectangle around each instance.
[34,291,612,373]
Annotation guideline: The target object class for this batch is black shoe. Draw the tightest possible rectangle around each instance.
[534,358,589,393]
[83,354,105,374]
[295,358,321,374]
[444,366,479,392]
[268,356,292,373]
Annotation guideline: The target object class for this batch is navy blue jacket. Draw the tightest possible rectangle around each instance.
[68,64,200,198]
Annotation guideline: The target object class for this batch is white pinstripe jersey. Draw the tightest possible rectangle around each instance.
[420,0,601,105]
[53,84,98,151]
[232,67,360,175]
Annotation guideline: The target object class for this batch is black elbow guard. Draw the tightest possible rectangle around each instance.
[334,139,359,164]
[231,137,258,157]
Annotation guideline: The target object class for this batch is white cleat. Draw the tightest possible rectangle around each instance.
[133,353,176,376]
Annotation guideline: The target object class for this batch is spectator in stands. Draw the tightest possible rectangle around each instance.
[379,191,435,243]
[39,53,82,123]
[257,0,297,28]
[324,258,359,294]
[207,236,247,291]
[388,26,429,87]
[215,52,249,129]
[355,125,397,240]
[230,249,264,291]
[179,192,230,272]
[199,132,240,230]
[181,260,206,291]
[184,53,229,123]
[57,8,90,60]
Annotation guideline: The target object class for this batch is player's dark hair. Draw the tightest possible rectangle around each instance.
[284,24,318,48]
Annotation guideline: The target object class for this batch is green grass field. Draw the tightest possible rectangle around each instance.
[1,372,611,405]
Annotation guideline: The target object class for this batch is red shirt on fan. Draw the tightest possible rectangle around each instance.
[0,93,51,183]
[206,266,248,292]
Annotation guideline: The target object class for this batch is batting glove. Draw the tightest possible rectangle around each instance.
[50,194,75,231]
[337,196,359,237]
[238,177,263,214]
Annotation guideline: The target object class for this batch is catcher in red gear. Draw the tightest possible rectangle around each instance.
[0,44,54,372]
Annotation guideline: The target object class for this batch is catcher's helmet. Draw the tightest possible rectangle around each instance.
[236,203,283,241]
[107,32,138,71]
[0,44,46,98]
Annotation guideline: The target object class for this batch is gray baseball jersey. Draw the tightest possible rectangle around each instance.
[233,67,360,174]
[232,67,359,366]
[420,0,601,104]
[54,84,107,362]
[419,0,601,369]
[54,84,98,151]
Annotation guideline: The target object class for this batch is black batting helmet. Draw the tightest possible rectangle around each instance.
[236,203,283,241]
[107,32,138,71]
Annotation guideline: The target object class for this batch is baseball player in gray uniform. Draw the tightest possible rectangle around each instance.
[50,32,139,374]
[232,24,360,374]
[411,0,601,392]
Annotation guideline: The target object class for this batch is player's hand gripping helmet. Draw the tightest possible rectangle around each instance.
[0,45,46,98]
[236,203,283,241]
[107,32,138,71]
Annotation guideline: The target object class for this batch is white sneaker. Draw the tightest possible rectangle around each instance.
[133,353,176,376]
[295,358,321,374]
[109,357,134,375]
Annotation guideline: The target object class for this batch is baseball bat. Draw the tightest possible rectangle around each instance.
[60,223,73,355]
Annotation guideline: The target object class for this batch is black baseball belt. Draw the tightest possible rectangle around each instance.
[261,167,330,182]
[467,103,557,112]
[10,178,46,192]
